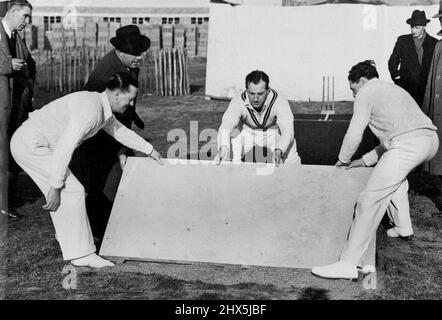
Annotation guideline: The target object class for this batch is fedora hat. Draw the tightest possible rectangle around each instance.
[110,25,151,56]
[406,10,430,26]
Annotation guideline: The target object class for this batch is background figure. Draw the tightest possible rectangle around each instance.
[0,0,36,207]
[388,10,436,106]
[69,25,150,244]
[0,1,7,16]
[422,4,442,205]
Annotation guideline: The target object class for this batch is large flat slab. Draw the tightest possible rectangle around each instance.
[100,159,373,269]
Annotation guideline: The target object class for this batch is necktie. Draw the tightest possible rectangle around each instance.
[8,31,17,58]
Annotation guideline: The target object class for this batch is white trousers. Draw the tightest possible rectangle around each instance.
[340,130,439,266]
[230,126,301,164]
[10,120,96,260]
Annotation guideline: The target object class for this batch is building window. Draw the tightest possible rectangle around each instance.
[198,17,203,25]
[191,17,196,24]
[162,17,180,25]
[132,17,150,25]
[43,15,62,31]
[204,17,209,23]
[103,17,121,23]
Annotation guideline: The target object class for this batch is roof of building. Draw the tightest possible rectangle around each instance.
[31,0,211,7]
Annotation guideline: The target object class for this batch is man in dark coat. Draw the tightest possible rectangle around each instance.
[423,4,442,210]
[0,0,35,208]
[388,10,437,106]
[70,25,150,244]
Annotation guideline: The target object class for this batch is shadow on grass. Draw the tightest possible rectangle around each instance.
[298,287,330,300]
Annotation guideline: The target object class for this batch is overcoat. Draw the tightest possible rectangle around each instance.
[422,40,442,175]
[69,49,144,239]
[388,33,437,106]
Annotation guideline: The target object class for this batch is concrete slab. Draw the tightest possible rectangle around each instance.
[100,159,373,269]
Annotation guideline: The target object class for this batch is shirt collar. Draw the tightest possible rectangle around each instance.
[357,78,378,96]
[2,20,12,38]
[99,91,113,121]
[244,89,274,112]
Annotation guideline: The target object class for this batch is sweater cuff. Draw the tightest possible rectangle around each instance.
[362,150,378,167]
[49,177,64,190]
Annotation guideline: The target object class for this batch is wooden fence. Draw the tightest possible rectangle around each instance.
[33,46,190,96]
[25,23,209,58]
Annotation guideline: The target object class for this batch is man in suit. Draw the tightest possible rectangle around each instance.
[388,10,437,106]
[70,25,150,244]
[0,0,36,211]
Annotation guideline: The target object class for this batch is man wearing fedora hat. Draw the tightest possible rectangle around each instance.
[423,3,442,196]
[388,10,437,106]
[70,25,151,245]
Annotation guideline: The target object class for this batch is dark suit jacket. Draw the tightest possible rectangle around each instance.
[70,49,144,198]
[388,33,437,106]
[0,19,36,138]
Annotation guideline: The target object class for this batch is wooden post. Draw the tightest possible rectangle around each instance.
[45,50,50,91]
[72,48,77,92]
[168,48,172,96]
[160,49,164,96]
[91,46,96,72]
[173,48,178,96]
[163,49,168,96]
[177,47,182,95]
[49,50,54,92]
[184,48,190,95]
[153,49,158,95]
[68,47,72,93]
[58,48,63,93]
[84,46,89,85]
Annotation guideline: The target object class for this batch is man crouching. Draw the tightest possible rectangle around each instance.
[216,70,301,166]
[10,72,163,268]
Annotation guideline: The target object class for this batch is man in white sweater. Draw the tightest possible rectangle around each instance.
[216,70,301,166]
[312,60,439,280]
[10,72,163,268]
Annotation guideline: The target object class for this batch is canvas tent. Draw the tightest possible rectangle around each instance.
[205,2,441,101]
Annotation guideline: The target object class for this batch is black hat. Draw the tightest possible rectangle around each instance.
[110,25,151,56]
[406,10,430,26]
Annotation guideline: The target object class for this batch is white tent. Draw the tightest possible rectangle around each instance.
[205,3,441,101]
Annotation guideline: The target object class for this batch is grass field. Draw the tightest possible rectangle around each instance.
[3,59,442,300]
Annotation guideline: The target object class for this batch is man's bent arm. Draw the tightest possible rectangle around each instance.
[338,93,372,164]
[275,99,294,153]
[103,117,153,156]
[217,99,242,149]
